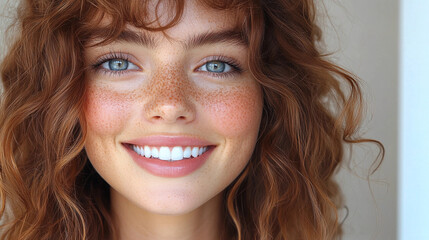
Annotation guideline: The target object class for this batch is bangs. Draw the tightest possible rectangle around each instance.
[78,0,250,46]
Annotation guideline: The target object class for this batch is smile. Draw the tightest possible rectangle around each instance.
[123,135,216,177]
[131,145,209,161]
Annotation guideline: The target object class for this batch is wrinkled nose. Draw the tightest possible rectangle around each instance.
[143,68,196,124]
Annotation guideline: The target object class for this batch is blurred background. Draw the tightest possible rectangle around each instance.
[1,0,428,239]
[320,1,428,239]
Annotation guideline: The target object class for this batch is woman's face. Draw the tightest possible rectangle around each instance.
[84,0,263,215]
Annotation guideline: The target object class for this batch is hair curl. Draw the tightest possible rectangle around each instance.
[0,0,383,239]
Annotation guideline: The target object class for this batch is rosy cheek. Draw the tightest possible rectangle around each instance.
[200,85,263,137]
[84,86,132,135]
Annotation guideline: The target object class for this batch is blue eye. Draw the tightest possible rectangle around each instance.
[199,61,232,73]
[100,58,139,72]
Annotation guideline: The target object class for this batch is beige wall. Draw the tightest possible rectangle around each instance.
[0,0,18,62]
[322,1,398,239]
[0,0,398,239]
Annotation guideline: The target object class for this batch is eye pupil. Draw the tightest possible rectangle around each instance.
[109,59,128,71]
[207,61,225,73]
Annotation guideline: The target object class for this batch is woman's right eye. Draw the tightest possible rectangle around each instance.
[100,58,139,72]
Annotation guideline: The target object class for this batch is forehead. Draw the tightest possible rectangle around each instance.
[141,0,240,43]
[150,0,239,27]
[166,0,238,32]
[86,0,245,48]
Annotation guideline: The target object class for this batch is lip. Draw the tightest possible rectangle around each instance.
[125,135,215,147]
[123,135,216,178]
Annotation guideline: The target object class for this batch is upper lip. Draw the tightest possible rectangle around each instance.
[124,135,216,147]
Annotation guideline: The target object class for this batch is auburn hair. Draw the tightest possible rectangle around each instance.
[0,0,383,239]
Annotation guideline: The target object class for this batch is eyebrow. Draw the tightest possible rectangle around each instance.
[184,29,248,49]
[88,28,248,49]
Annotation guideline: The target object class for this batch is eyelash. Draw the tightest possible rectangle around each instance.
[91,53,243,78]
[91,52,136,76]
[196,55,243,78]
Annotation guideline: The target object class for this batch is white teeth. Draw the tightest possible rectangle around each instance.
[144,146,151,158]
[191,147,199,158]
[171,146,184,161]
[151,147,158,158]
[133,145,144,156]
[159,147,171,160]
[183,147,191,158]
[132,145,209,161]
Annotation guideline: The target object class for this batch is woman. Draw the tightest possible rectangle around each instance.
[0,0,383,239]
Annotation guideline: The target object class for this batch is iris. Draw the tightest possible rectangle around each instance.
[108,59,129,71]
[205,61,225,73]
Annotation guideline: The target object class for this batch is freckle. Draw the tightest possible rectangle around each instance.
[85,84,134,131]
[193,84,261,134]
[143,63,196,114]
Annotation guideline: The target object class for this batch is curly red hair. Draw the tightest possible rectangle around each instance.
[0,0,383,239]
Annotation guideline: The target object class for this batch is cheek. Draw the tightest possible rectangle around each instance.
[200,85,263,138]
[84,81,263,139]
[84,86,132,135]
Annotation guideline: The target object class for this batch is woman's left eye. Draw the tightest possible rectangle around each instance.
[198,61,232,73]
[100,58,139,72]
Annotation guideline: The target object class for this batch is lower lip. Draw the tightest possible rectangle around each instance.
[124,144,214,178]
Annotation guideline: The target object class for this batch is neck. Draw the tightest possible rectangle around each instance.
[110,188,225,240]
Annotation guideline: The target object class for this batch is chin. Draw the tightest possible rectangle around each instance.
[139,196,209,216]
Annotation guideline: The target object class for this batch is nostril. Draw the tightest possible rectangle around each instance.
[144,101,196,123]
[151,115,186,121]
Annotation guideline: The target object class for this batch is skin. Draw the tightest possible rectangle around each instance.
[84,1,263,239]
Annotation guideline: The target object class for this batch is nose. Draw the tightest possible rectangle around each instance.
[143,68,196,124]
